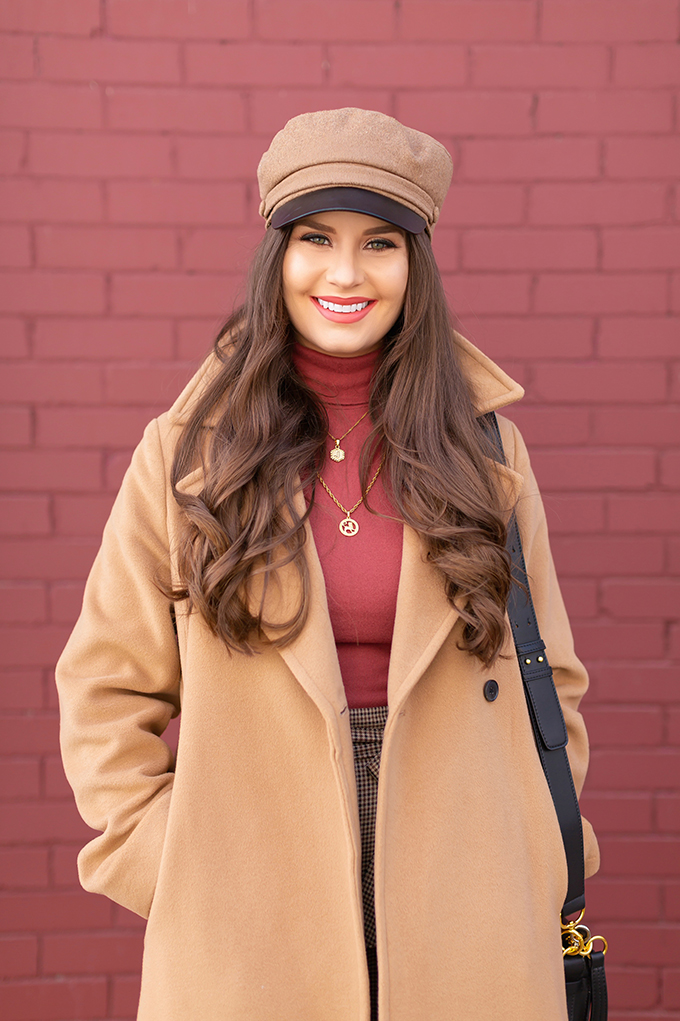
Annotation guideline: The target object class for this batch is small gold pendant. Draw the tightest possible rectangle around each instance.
[330,443,345,462]
[339,515,359,536]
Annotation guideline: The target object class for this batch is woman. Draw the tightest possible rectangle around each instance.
[56,108,600,1021]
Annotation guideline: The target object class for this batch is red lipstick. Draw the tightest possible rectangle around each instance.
[312,296,375,324]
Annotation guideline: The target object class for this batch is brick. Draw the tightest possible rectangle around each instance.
[0,36,34,79]
[0,0,99,33]
[0,83,102,130]
[256,0,395,40]
[463,138,598,181]
[36,226,177,270]
[30,130,173,178]
[0,585,47,624]
[542,494,606,534]
[0,131,25,175]
[666,969,680,1008]
[604,965,659,1009]
[669,708,680,745]
[615,43,680,86]
[0,758,40,799]
[445,273,531,315]
[598,836,680,876]
[472,44,608,87]
[550,537,664,576]
[0,318,28,357]
[104,363,198,405]
[671,541,680,577]
[538,89,672,133]
[176,134,268,180]
[673,274,680,314]
[661,451,680,488]
[606,136,680,179]
[187,42,324,85]
[535,361,666,403]
[0,452,101,493]
[108,0,249,39]
[43,931,143,975]
[0,977,107,1020]
[329,44,466,87]
[0,272,105,316]
[54,496,115,538]
[37,407,156,448]
[105,451,134,490]
[583,880,659,921]
[609,495,680,532]
[579,794,653,834]
[463,317,594,360]
[667,884,680,920]
[0,225,31,268]
[501,407,590,446]
[0,408,32,446]
[0,715,59,755]
[0,539,99,580]
[51,844,81,887]
[108,181,246,226]
[112,272,241,316]
[0,626,75,667]
[463,229,597,271]
[0,937,38,979]
[659,795,680,833]
[39,37,181,84]
[559,578,598,617]
[34,317,174,360]
[0,363,103,405]
[603,228,680,271]
[589,750,680,790]
[2,801,90,842]
[0,179,102,224]
[599,317,679,358]
[591,662,677,703]
[603,580,680,618]
[605,923,680,966]
[401,1,535,41]
[0,671,43,710]
[44,757,71,799]
[0,848,48,889]
[250,89,392,134]
[542,1,678,42]
[182,227,265,272]
[177,319,219,360]
[535,274,667,314]
[439,186,525,227]
[572,621,664,659]
[111,974,142,1017]
[397,91,532,136]
[49,581,86,623]
[106,85,245,132]
[532,448,655,489]
[585,706,663,747]
[530,183,666,225]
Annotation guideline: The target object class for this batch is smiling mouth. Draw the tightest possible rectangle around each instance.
[315,297,372,314]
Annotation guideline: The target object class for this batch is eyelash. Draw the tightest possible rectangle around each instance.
[299,233,396,251]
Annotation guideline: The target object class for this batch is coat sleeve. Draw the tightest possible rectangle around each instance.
[56,417,181,918]
[498,415,600,880]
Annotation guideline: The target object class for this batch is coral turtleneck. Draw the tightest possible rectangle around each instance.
[291,341,403,708]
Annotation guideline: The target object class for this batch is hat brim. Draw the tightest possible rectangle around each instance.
[270,186,427,234]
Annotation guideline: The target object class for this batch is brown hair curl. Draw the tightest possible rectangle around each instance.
[169,226,512,664]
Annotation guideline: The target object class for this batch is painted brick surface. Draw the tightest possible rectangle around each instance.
[0,1,678,1018]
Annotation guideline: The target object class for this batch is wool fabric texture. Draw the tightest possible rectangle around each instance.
[258,108,453,235]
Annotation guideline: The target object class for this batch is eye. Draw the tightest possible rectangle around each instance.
[366,237,396,250]
[300,232,331,246]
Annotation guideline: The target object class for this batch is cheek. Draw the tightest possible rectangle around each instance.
[282,247,315,302]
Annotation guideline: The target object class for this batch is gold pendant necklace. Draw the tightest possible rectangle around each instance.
[317,461,383,536]
[329,409,369,463]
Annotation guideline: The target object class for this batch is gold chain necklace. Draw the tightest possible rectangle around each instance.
[328,409,370,462]
[317,462,383,536]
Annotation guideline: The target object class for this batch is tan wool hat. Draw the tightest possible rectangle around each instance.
[257,108,453,236]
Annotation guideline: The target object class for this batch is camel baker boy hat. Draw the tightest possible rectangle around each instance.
[257,107,453,236]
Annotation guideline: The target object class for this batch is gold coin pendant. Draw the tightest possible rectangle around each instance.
[339,516,359,536]
[330,446,345,462]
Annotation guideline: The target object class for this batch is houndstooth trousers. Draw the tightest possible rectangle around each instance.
[349,705,389,1021]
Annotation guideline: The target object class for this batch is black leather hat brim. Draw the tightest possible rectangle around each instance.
[270,186,427,234]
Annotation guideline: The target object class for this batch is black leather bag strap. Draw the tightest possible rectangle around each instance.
[484,412,585,917]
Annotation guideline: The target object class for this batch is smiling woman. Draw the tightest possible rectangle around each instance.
[55,108,600,1021]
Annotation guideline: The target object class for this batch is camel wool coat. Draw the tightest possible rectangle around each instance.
[56,332,600,1021]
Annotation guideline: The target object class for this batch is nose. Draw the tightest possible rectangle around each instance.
[324,243,364,291]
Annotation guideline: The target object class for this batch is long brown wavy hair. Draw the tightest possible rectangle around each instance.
[169,225,513,665]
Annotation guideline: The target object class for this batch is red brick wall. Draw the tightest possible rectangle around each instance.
[0,1,678,1018]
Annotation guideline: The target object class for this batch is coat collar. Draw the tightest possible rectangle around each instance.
[174,333,525,714]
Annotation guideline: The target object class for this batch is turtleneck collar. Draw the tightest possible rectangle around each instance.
[291,341,379,407]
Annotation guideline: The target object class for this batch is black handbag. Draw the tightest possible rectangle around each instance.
[486,412,608,1021]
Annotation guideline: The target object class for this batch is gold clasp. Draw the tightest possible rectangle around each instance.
[561,911,608,958]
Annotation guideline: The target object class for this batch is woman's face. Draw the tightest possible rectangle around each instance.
[282,209,409,358]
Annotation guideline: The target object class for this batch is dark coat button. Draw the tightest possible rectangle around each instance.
[483,679,499,702]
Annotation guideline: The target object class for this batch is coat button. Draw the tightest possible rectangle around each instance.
[483,679,499,702]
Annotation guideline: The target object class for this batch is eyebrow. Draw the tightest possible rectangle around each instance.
[295,217,404,236]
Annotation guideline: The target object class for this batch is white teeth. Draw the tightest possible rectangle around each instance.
[317,298,369,313]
